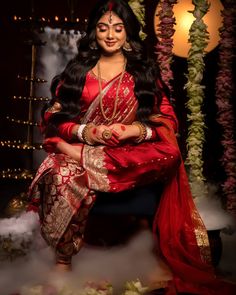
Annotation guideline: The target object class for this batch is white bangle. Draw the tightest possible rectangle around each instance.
[145,125,152,141]
[77,124,86,142]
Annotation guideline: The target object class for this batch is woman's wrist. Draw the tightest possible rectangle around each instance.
[131,122,153,143]
[132,121,147,143]
[76,124,86,142]
[82,123,96,145]
[145,125,153,140]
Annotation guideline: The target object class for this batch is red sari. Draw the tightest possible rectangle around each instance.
[28,71,235,294]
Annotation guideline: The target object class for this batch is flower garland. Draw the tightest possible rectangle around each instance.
[128,0,147,40]
[19,279,148,295]
[155,0,177,98]
[122,279,148,295]
[215,0,236,214]
[184,0,210,197]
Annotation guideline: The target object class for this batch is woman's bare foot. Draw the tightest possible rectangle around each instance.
[54,262,72,272]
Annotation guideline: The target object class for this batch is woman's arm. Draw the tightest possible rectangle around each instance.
[43,91,178,146]
[82,121,181,193]
[43,137,83,162]
[80,92,180,192]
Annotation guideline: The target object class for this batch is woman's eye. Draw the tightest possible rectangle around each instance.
[115,26,123,33]
[97,26,107,32]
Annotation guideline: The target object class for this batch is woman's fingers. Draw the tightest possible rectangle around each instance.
[43,137,64,153]
[107,135,119,145]
[43,143,55,153]
[91,125,119,145]
[112,130,120,138]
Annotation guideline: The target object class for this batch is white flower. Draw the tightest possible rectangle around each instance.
[122,279,148,295]
[21,285,43,295]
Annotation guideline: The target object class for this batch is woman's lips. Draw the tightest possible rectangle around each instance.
[105,42,116,47]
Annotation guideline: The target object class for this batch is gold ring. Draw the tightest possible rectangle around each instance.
[102,129,112,140]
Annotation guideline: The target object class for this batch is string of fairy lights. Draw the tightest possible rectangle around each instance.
[0,168,35,180]
[17,75,47,83]
[12,95,49,101]
[0,15,65,180]
[5,116,39,126]
[1,7,84,180]
[0,140,42,149]
[12,15,85,34]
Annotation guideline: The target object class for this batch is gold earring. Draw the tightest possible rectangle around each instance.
[123,41,132,52]
[89,41,98,50]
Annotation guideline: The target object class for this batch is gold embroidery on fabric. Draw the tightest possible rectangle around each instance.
[192,208,212,264]
[123,86,130,96]
[43,196,72,248]
[38,154,92,248]
[83,145,110,192]
[60,166,70,176]
[115,97,137,124]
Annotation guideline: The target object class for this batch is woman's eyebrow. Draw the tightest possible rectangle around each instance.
[96,22,124,27]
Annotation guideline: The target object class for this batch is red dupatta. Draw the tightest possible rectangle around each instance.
[152,118,236,295]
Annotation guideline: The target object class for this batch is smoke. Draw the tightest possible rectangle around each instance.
[194,183,235,231]
[0,211,40,258]
[37,26,82,96]
[0,224,171,295]
[1,183,236,295]
[0,211,39,236]
[33,27,82,168]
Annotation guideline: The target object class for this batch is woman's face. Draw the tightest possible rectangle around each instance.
[95,11,127,54]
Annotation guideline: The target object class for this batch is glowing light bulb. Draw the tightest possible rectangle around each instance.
[154,0,223,58]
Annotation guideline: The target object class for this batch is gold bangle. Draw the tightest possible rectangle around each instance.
[82,123,95,145]
[132,121,147,143]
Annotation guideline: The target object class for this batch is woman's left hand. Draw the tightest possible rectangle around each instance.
[109,123,140,141]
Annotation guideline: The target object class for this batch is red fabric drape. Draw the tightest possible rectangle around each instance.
[153,121,236,295]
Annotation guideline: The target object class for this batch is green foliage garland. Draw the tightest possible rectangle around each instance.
[184,0,210,197]
[128,0,147,40]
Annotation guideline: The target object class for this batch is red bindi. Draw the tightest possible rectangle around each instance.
[108,2,113,11]
[92,128,97,134]
[121,125,126,131]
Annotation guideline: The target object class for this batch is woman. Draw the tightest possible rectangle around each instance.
[28,0,235,294]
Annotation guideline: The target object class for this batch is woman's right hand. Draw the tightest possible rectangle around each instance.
[86,124,120,146]
[43,137,65,153]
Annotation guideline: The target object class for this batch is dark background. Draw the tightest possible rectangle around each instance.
[0,0,235,214]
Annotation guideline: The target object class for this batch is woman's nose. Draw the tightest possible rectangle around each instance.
[107,28,114,39]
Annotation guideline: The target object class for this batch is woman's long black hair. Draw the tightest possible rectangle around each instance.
[43,0,168,132]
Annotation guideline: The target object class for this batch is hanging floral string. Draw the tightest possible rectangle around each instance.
[155,0,177,99]
[184,0,210,197]
[128,0,147,40]
[215,0,236,214]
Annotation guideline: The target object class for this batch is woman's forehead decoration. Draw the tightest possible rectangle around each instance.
[108,2,114,24]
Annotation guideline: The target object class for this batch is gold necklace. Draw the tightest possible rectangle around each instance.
[97,59,126,122]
